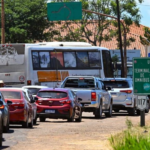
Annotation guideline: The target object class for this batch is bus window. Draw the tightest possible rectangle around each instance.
[39,52,50,68]
[64,52,76,68]
[102,50,113,77]
[50,52,64,69]
[88,52,101,68]
[76,52,89,68]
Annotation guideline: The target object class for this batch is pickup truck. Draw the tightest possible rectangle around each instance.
[61,76,113,118]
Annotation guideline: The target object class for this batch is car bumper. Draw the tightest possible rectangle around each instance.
[113,97,134,109]
[9,109,26,122]
[37,105,72,119]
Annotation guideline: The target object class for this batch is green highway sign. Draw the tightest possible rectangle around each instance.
[133,58,150,95]
[47,2,82,21]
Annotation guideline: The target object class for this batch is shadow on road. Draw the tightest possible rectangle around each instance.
[4,129,14,134]
[0,146,9,149]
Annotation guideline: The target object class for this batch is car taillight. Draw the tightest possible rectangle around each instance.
[0,105,4,109]
[0,83,4,87]
[120,90,132,94]
[91,92,96,101]
[59,100,71,104]
[13,102,25,109]
[27,80,31,85]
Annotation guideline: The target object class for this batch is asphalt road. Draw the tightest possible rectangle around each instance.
[2,111,150,150]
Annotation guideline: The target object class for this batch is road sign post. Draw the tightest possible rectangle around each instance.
[137,96,147,126]
[133,58,150,127]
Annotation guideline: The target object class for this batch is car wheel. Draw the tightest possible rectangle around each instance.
[145,101,149,113]
[114,109,120,113]
[28,117,33,128]
[22,116,29,128]
[128,107,136,116]
[33,117,37,125]
[95,101,103,118]
[75,111,82,122]
[137,109,140,116]
[67,110,75,122]
[3,118,9,133]
[40,117,46,122]
[105,102,112,117]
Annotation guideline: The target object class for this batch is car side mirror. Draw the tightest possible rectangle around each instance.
[34,97,38,101]
[7,100,12,105]
[105,87,111,91]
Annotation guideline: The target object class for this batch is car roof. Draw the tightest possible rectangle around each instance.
[39,88,69,92]
[0,88,23,92]
[22,85,48,89]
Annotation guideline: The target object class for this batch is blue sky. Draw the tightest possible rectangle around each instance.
[137,0,150,27]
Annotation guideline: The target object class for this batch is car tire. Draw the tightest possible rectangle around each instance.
[40,117,46,122]
[114,109,119,113]
[33,117,37,125]
[128,107,136,116]
[28,118,33,128]
[105,102,112,117]
[75,111,82,122]
[3,118,9,133]
[67,110,75,122]
[22,116,29,128]
[145,101,149,113]
[137,109,140,116]
[95,101,103,118]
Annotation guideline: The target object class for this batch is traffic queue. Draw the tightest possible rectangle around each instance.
[0,76,150,147]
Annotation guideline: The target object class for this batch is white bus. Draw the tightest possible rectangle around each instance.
[0,42,113,87]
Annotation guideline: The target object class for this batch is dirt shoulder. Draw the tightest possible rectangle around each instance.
[6,112,150,150]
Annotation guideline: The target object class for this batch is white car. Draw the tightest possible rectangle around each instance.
[103,78,149,115]
[22,85,48,98]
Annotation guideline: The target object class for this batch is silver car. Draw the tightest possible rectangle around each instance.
[103,78,150,115]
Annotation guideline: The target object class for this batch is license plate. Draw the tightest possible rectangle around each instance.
[111,93,117,95]
[45,110,55,113]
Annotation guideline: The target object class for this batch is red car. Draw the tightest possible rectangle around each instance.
[35,88,82,122]
[0,88,34,128]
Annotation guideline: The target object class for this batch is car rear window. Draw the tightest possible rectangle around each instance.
[0,91,21,99]
[64,78,95,88]
[37,91,68,99]
[103,81,129,88]
[26,88,41,95]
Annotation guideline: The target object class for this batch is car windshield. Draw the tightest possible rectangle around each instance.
[26,88,41,95]
[64,78,95,88]
[103,81,129,88]
[37,91,68,99]
[0,91,21,99]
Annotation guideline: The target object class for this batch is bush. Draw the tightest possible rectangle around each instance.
[110,130,150,150]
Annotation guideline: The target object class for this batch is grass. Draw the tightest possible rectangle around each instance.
[109,118,150,150]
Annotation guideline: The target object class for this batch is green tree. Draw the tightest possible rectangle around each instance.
[0,0,59,43]
[140,27,150,45]
[54,0,143,48]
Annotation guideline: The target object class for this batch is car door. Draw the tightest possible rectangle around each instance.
[98,80,108,109]
[0,94,9,127]
[23,92,33,121]
[101,80,110,109]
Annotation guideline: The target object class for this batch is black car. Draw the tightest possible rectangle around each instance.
[0,92,12,133]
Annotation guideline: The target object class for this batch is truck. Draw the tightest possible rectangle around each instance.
[61,76,113,118]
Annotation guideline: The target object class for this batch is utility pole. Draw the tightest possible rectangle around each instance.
[1,0,5,44]
[116,0,124,77]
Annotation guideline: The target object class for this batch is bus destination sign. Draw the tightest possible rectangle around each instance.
[133,58,150,95]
